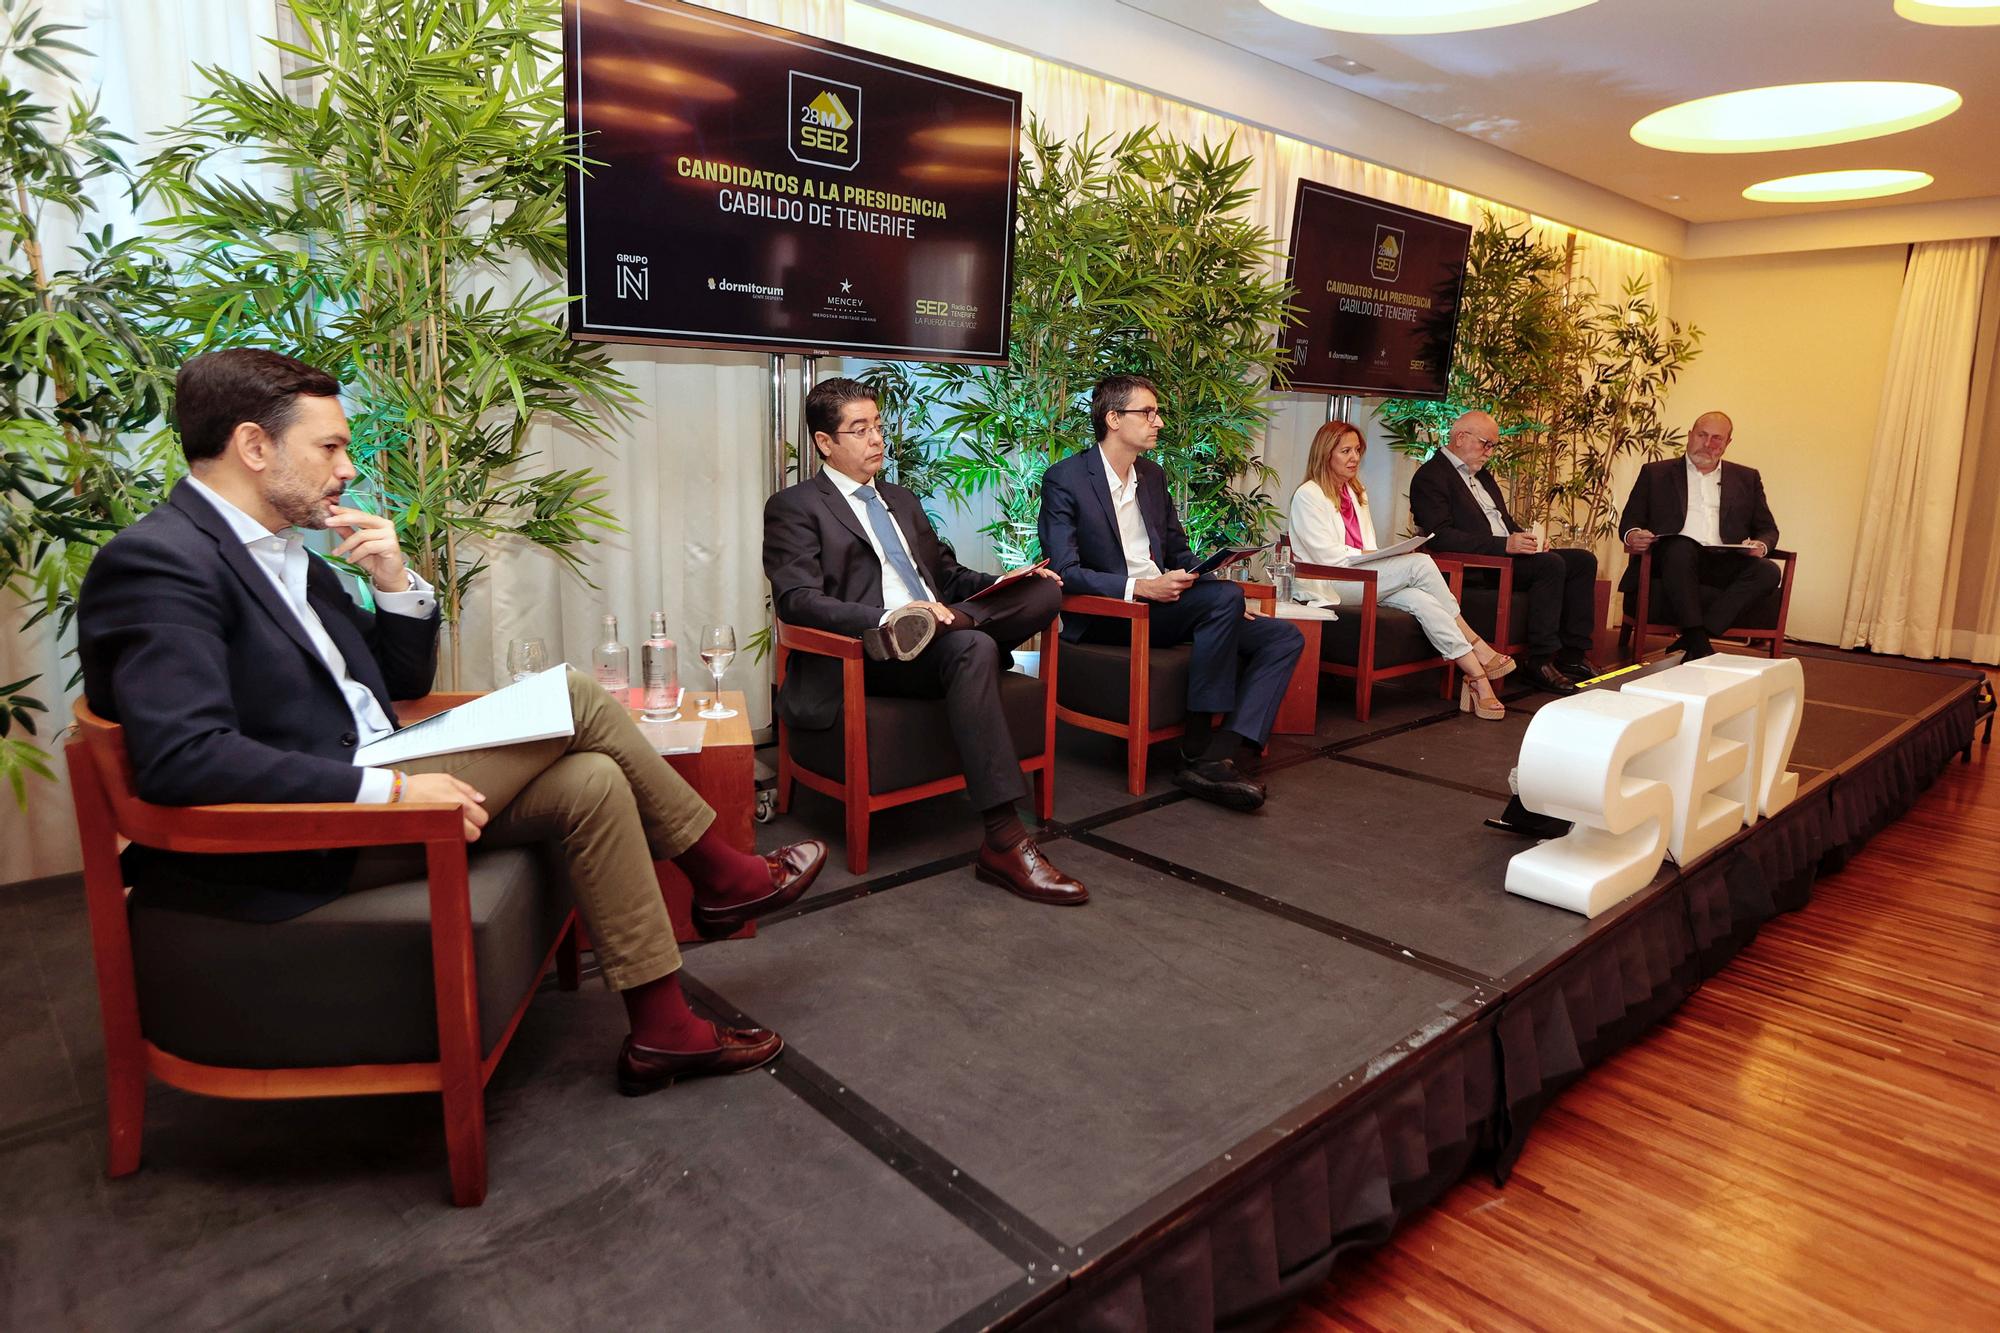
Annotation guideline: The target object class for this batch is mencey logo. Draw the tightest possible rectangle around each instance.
[789,70,861,172]
[1372,225,1403,282]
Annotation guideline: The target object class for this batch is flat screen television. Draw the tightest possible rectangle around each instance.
[1274,181,1470,400]
[564,0,1021,362]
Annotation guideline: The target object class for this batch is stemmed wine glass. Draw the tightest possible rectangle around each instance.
[698,624,737,720]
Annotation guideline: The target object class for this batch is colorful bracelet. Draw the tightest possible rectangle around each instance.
[390,771,405,803]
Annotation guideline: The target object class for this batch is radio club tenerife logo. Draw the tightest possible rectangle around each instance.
[789,70,861,172]
[1371,225,1403,282]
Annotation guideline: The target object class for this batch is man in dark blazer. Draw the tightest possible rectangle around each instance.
[79,349,825,1096]
[1619,410,1782,660]
[763,376,1085,905]
[1409,410,1598,693]
[1038,374,1304,811]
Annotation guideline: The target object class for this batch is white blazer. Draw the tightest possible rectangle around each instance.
[1289,479,1376,607]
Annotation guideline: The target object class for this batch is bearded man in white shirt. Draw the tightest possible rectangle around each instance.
[1618,410,1783,661]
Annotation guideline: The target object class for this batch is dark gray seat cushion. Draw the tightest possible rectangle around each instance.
[1056,641,1193,728]
[1459,575,1530,648]
[1622,581,1784,629]
[1321,605,1439,667]
[130,845,570,1068]
[789,668,1048,793]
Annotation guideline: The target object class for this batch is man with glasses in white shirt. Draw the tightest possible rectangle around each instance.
[1409,409,1601,694]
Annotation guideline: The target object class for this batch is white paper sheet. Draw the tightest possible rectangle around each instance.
[1336,532,1431,566]
[355,664,575,767]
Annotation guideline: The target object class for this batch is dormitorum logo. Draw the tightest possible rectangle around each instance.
[1372,225,1404,282]
[789,70,861,171]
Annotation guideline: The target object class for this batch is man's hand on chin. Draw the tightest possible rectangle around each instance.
[328,504,413,592]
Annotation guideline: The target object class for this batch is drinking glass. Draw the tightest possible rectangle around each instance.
[507,637,548,682]
[698,624,737,720]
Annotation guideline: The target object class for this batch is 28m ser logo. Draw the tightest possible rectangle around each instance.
[789,71,861,171]
[914,299,949,316]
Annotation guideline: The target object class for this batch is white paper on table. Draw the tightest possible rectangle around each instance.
[354,664,575,766]
[639,718,706,756]
[1336,532,1431,566]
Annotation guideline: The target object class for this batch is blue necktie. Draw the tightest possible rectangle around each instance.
[855,484,930,601]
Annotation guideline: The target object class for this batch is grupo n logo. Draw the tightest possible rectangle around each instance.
[789,70,861,172]
[1372,225,1403,282]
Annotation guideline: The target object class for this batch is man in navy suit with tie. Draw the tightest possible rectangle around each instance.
[1038,374,1304,811]
[762,377,1086,905]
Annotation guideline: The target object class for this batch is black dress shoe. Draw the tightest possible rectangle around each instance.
[1173,757,1267,811]
[1525,660,1580,695]
[1666,631,1715,661]
[861,603,938,662]
[975,837,1089,905]
[616,1027,784,1096]
[691,839,828,940]
[1555,656,1603,683]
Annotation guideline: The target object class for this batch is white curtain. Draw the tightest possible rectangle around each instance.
[1839,238,1994,658]
[1,0,1669,883]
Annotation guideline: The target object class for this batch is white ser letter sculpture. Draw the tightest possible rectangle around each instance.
[1688,654,1803,819]
[1624,662,1763,866]
[1506,691,1683,917]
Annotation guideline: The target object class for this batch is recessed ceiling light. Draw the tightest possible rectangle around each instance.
[1894,0,2000,25]
[1259,0,1598,35]
[1742,169,1934,203]
[1631,81,1960,153]
[1314,53,1377,75]
[1662,193,1683,201]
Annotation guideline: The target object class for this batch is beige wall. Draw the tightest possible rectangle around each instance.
[1664,246,1909,646]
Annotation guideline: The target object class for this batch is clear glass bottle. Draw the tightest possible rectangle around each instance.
[593,613,630,692]
[1270,533,1296,606]
[640,611,681,721]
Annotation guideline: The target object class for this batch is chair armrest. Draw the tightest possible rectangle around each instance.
[1770,548,1797,564]
[395,692,483,726]
[778,622,865,659]
[1294,561,1378,584]
[1430,552,1511,571]
[116,800,467,856]
[1061,593,1149,620]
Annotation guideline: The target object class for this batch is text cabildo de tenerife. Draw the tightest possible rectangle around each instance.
[677,157,948,240]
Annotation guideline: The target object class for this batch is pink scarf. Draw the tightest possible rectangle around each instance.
[1338,486,1364,550]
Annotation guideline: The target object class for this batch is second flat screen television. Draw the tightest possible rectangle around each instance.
[1277,181,1470,400]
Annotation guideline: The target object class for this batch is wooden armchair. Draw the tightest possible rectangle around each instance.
[1618,547,1798,663]
[774,622,1059,873]
[1429,552,1524,659]
[1294,561,1461,721]
[1052,594,1199,796]
[64,697,579,1208]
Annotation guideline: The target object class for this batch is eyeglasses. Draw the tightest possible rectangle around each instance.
[834,423,886,442]
[1114,406,1163,423]
[1456,433,1499,449]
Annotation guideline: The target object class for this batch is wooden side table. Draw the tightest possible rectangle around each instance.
[1241,583,1327,736]
[621,689,757,944]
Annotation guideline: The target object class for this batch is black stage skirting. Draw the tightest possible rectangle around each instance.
[0,647,1981,1331]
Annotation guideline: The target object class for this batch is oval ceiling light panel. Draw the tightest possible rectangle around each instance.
[1742,169,1934,203]
[1895,0,2000,25]
[1631,81,1961,153]
[1258,0,1598,35]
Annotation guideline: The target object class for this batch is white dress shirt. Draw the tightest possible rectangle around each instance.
[183,474,436,803]
[1680,456,1724,545]
[823,465,934,620]
[1447,452,1510,538]
[1101,447,1162,601]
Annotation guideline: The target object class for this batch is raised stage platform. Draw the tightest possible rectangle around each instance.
[1,646,1983,1330]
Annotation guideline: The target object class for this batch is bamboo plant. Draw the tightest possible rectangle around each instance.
[144,0,631,683]
[1,2,181,805]
[901,119,1296,563]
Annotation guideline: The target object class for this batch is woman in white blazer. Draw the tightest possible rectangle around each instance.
[1288,420,1513,720]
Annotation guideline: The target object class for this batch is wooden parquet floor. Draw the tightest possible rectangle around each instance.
[1283,675,2000,1333]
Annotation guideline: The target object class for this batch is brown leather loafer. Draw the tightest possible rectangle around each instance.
[860,603,938,662]
[974,836,1089,906]
[616,1026,784,1096]
[691,839,828,941]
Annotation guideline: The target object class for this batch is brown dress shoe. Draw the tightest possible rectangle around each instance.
[974,836,1089,905]
[691,839,828,941]
[860,603,938,662]
[616,1027,784,1096]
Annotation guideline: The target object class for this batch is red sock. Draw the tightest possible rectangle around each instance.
[672,823,772,909]
[620,971,718,1052]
